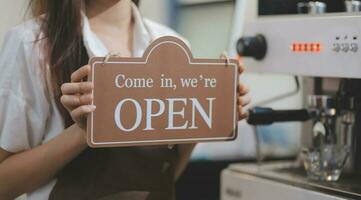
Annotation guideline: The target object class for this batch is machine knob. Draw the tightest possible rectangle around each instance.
[236,34,267,60]
[350,43,358,52]
[333,43,341,52]
[341,43,350,52]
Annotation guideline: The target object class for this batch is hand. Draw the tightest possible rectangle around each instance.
[237,62,251,120]
[60,65,96,130]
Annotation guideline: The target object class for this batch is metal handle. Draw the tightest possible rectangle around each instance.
[247,107,310,125]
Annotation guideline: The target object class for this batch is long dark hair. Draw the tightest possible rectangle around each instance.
[30,0,139,127]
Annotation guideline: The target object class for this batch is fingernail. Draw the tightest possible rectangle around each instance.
[90,105,96,111]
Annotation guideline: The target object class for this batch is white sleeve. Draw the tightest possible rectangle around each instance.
[0,25,50,153]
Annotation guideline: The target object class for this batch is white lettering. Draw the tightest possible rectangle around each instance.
[115,74,126,88]
[165,98,188,130]
[180,78,198,88]
[189,98,215,129]
[144,99,165,130]
[115,74,154,88]
[204,78,217,88]
[114,98,142,132]
[114,97,215,132]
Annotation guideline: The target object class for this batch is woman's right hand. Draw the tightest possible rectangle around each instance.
[60,65,96,130]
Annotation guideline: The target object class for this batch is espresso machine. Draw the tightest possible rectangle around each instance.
[221,1,361,199]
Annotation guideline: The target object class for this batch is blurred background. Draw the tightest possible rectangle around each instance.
[1,1,305,200]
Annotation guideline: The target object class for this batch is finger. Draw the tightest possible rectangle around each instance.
[237,95,251,107]
[71,105,96,123]
[61,95,79,111]
[238,83,249,95]
[238,106,249,120]
[79,93,93,104]
[61,94,93,108]
[61,82,93,95]
[238,60,245,74]
[239,113,249,121]
[71,65,91,82]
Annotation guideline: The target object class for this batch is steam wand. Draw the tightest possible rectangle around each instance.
[247,107,311,125]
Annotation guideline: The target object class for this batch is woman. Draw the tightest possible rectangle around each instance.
[0,0,250,199]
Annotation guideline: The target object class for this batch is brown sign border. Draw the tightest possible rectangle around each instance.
[87,36,238,147]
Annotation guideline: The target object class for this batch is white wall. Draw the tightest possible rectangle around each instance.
[0,0,27,46]
[139,0,171,26]
[176,2,235,58]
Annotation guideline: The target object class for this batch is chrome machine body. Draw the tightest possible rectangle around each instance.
[240,14,361,78]
[221,1,361,200]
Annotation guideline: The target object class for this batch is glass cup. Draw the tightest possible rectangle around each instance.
[301,144,350,181]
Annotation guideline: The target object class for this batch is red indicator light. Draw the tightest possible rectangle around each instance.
[298,44,303,51]
[315,43,321,52]
[304,44,308,52]
[310,43,315,52]
[290,42,322,53]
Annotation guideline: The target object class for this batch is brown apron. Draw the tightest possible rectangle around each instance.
[49,146,178,200]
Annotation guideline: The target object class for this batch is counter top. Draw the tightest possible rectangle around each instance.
[228,162,361,199]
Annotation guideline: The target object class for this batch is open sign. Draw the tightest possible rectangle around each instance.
[87,36,238,148]
[113,97,215,132]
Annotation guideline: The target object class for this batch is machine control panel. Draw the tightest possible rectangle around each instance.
[331,36,359,53]
[240,14,361,78]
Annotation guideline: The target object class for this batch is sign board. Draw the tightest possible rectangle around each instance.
[87,36,239,148]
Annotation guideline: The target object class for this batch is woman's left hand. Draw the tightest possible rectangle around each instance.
[237,62,251,120]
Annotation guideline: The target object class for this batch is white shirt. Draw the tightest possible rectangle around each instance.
[0,4,186,200]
